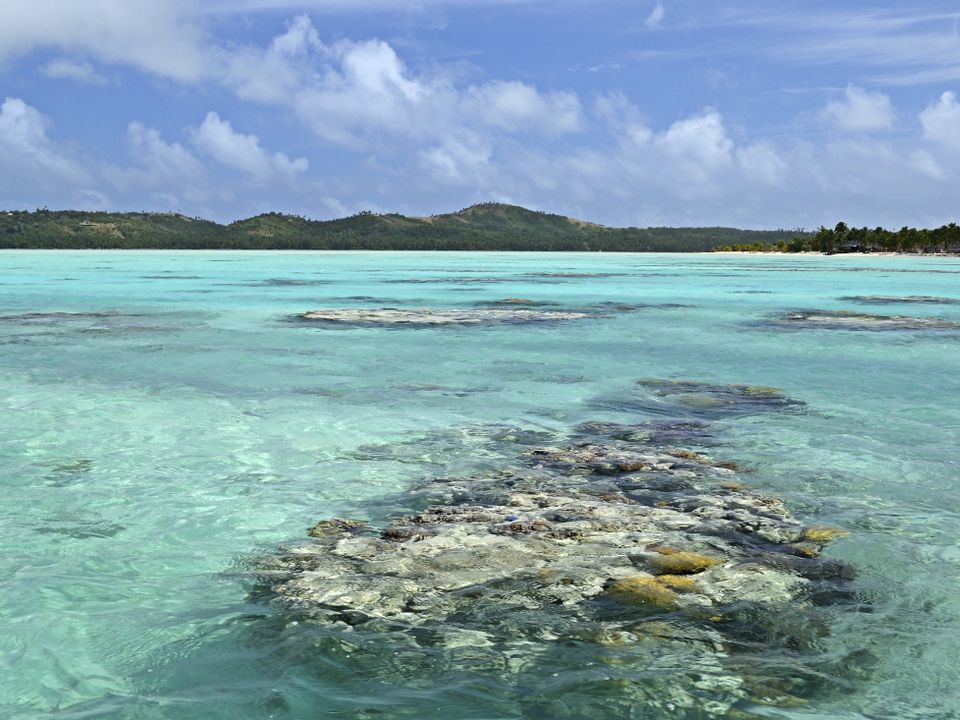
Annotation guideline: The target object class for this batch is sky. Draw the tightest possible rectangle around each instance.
[1,0,960,229]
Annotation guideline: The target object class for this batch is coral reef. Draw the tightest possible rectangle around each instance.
[761,310,960,331]
[253,407,865,718]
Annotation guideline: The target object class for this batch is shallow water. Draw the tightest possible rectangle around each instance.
[1,251,958,719]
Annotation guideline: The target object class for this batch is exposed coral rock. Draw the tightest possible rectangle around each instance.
[254,411,863,718]
[607,576,678,609]
[763,310,960,331]
[296,307,595,326]
[648,551,723,575]
[306,518,368,538]
[656,574,699,592]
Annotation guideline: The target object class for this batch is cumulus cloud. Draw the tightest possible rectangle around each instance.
[210,17,583,148]
[5,6,960,229]
[41,57,106,84]
[218,14,323,104]
[191,111,308,180]
[0,97,90,187]
[125,121,204,185]
[919,91,960,152]
[0,0,206,81]
[647,110,734,187]
[822,86,894,131]
[289,37,437,146]
[1,8,585,152]
[463,81,582,134]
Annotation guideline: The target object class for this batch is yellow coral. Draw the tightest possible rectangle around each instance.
[607,577,678,609]
[649,551,722,575]
[802,526,849,543]
[656,574,698,592]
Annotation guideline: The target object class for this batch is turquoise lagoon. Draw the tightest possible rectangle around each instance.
[1,251,958,719]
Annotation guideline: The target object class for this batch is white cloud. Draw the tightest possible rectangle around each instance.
[653,109,733,183]
[41,57,106,85]
[419,131,492,185]
[645,2,665,30]
[285,37,442,146]
[6,6,960,229]
[737,141,787,185]
[191,111,308,180]
[919,91,960,152]
[285,33,583,147]
[463,81,582,134]
[595,93,652,144]
[822,86,894,131]
[1,9,584,153]
[118,121,205,193]
[218,14,323,104]
[910,149,945,178]
[0,0,206,82]
[0,97,90,186]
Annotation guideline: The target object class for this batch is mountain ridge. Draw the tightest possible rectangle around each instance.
[0,202,809,251]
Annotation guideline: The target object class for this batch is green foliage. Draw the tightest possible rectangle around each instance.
[804,222,960,254]
[0,204,836,252]
[4,207,955,253]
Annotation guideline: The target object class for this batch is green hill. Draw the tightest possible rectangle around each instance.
[0,203,808,251]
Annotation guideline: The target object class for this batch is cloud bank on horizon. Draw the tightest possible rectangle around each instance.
[1,0,960,229]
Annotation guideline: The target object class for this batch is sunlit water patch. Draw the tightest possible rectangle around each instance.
[0,251,958,719]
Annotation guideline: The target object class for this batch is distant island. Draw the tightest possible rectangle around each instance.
[1,203,957,253]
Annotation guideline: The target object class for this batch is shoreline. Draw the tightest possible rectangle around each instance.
[1,247,958,257]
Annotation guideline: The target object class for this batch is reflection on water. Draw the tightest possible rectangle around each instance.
[0,251,958,719]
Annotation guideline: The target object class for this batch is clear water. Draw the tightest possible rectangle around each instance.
[1,251,958,719]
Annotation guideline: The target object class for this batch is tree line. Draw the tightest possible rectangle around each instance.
[713,222,960,254]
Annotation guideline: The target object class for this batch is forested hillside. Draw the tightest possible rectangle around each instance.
[0,203,808,251]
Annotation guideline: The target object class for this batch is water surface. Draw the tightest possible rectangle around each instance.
[1,251,958,719]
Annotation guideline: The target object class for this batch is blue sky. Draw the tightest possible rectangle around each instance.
[2,0,960,228]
